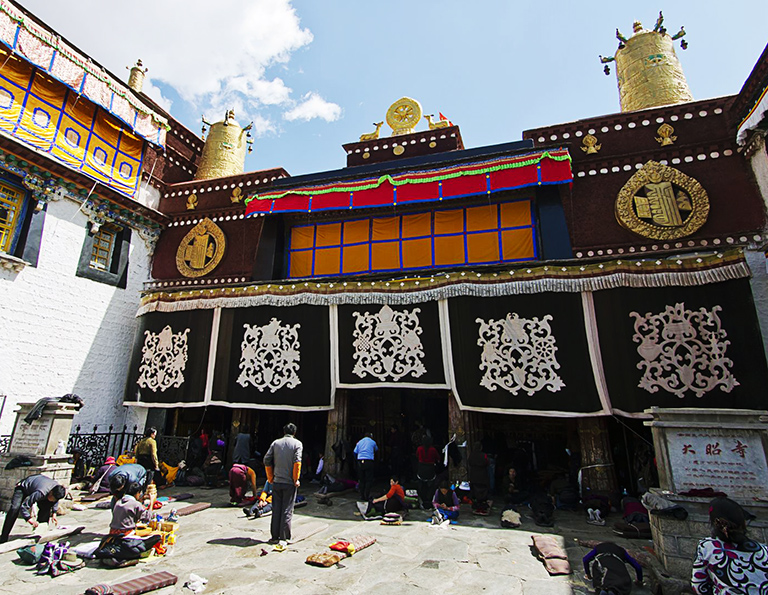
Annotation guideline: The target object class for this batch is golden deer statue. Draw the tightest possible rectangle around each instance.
[359,121,384,142]
[424,114,450,130]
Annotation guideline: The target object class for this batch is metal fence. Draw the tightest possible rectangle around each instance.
[0,435,10,454]
[67,425,190,468]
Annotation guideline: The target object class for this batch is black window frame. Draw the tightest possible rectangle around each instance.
[76,222,131,288]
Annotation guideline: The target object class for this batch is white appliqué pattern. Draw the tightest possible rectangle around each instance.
[137,325,189,392]
[630,303,739,398]
[476,313,564,396]
[237,318,301,393]
[352,305,426,381]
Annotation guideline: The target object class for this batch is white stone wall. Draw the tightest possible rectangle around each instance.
[0,196,149,436]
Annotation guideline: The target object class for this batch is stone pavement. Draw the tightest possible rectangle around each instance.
[0,484,658,595]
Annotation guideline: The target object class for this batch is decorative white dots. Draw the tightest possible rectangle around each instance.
[588,128,596,134]
[587,251,594,257]
[635,163,643,169]
[740,236,747,242]
[601,126,609,133]
[628,122,636,128]
[684,156,694,162]
[697,154,706,161]
[600,168,608,174]
[710,152,720,159]
[754,235,762,242]
[713,238,721,245]
[611,166,620,173]
[576,252,583,258]
[714,108,723,115]
[614,124,622,131]
[588,170,597,176]
[656,117,665,124]
[550,134,558,141]
[699,111,708,117]
[623,164,632,171]
[670,115,679,122]
[642,120,650,126]
[684,113,693,119]
[659,160,668,165]
[671,158,681,164]
[575,131,583,137]
[562,132,570,139]
[723,149,733,156]
[577,171,586,177]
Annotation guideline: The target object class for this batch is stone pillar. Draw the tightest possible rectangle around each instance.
[645,408,768,579]
[577,416,618,495]
[0,402,77,511]
[325,390,348,476]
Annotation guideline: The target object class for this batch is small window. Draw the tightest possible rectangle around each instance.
[89,225,118,271]
[76,223,131,288]
[0,182,25,253]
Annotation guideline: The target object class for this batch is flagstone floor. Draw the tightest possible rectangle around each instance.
[0,485,658,594]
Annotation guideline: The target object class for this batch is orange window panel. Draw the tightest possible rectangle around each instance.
[434,209,464,235]
[343,219,369,244]
[30,71,64,107]
[402,238,432,269]
[371,241,400,271]
[500,200,532,228]
[401,212,431,238]
[467,232,500,263]
[289,250,313,278]
[93,112,123,147]
[434,235,466,266]
[342,244,370,274]
[290,226,314,250]
[118,127,143,160]
[466,204,498,232]
[501,228,535,260]
[313,247,341,276]
[372,216,399,241]
[315,223,342,247]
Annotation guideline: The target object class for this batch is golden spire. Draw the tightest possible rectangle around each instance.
[126,59,148,93]
[599,12,693,112]
[195,109,254,180]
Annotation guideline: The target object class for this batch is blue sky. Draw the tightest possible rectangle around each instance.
[19,1,768,177]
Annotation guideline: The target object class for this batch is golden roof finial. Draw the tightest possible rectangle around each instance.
[126,59,148,93]
[599,12,693,112]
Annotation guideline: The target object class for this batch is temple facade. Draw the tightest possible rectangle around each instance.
[1,4,767,495]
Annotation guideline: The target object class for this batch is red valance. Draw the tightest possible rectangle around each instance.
[244,150,572,217]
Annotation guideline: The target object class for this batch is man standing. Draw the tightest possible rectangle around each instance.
[1,474,67,543]
[354,431,378,501]
[263,423,303,548]
[134,427,159,487]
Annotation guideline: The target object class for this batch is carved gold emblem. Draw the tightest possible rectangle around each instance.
[581,134,601,154]
[655,123,677,146]
[386,97,422,136]
[615,161,708,240]
[231,187,242,203]
[424,114,449,130]
[393,145,405,156]
[176,217,226,278]
[186,193,198,210]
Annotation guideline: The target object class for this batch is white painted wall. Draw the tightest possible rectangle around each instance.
[0,195,149,436]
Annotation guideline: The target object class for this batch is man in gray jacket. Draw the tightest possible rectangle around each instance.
[263,423,303,547]
[1,474,66,543]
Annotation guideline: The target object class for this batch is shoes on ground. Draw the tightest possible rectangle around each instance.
[242,507,252,517]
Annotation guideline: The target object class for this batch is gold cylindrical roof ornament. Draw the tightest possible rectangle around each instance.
[127,59,148,93]
[195,109,253,180]
[600,13,693,113]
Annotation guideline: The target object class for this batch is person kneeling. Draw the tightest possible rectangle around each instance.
[243,482,274,518]
[361,476,405,519]
[432,481,460,524]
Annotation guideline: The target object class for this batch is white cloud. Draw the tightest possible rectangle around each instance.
[283,92,342,122]
[141,77,172,112]
[20,0,324,134]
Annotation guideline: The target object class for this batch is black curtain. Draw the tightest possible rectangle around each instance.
[594,279,768,413]
[124,309,213,406]
[212,305,332,409]
[448,293,604,414]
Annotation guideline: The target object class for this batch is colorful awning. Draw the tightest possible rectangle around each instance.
[244,150,572,216]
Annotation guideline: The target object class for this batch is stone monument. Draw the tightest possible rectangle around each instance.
[0,401,78,511]
[645,408,768,579]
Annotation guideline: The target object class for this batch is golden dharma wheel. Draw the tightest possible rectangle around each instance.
[386,97,422,136]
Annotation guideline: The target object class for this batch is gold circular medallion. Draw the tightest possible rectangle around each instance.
[615,161,709,240]
[362,152,370,159]
[176,217,227,277]
[393,145,405,156]
[386,97,422,136]
[429,141,437,148]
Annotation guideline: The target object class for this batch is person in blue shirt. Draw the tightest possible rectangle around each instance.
[108,464,148,508]
[354,432,378,501]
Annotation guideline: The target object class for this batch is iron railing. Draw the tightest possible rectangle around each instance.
[0,434,10,454]
[67,425,190,468]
